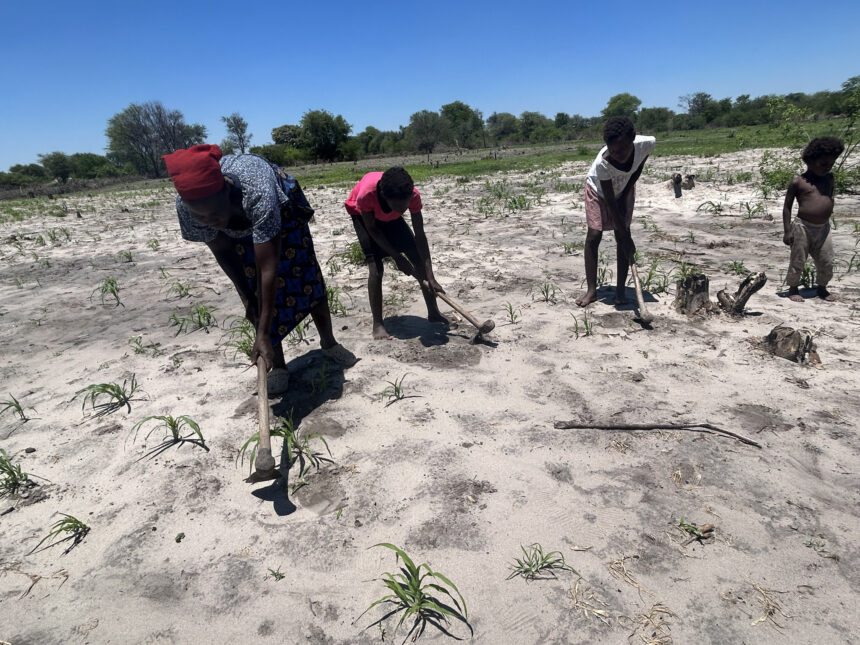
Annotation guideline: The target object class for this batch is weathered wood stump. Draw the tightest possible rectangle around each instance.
[717,272,767,315]
[674,274,711,314]
[764,325,821,366]
[681,174,696,189]
[672,173,683,198]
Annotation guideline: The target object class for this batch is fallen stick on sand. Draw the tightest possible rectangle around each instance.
[552,421,762,448]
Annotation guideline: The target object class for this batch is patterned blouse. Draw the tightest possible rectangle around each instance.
[175,154,288,244]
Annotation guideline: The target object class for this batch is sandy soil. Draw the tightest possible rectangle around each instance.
[1,148,859,644]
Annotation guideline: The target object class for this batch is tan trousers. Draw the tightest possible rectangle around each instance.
[786,218,833,288]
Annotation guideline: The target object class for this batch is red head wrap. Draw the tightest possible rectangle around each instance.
[163,144,224,200]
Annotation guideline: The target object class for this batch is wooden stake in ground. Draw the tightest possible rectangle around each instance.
[717,272,767,315]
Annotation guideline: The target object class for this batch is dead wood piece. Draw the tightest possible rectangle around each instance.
[674,274,712,315]
[553,421,762,448]
[763,325,821,366]
[717,272,767,315]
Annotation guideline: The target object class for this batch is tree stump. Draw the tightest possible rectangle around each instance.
[764,325,821,366]
[674,274,711,314]
[672,173,683,198]
[681,174,696,189]
[717,272,767,316]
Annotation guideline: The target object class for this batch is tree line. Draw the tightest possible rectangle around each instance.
[2,76,857,189]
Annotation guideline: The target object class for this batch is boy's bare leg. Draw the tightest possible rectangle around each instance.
[367,262,391,339]
[576,228,602,307]
[418,279,450,325]
[272,342,287,369]
[614,229,633,305]
[817,286,836,301]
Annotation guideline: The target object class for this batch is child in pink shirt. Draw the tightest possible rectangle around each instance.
[345,167,448,339]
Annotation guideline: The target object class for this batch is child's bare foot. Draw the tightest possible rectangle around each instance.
[817,286,837,301]
[576,290,598,307]
[788,287,804,303]
[614,293,629,306]
[372,323,392,339]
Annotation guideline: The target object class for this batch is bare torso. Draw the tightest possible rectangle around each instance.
[795,171,834,225]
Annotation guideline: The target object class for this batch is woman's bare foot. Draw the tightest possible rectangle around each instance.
[788,287,804,302]
[817,286,837,301]
[372,323,392,339]
[576,290,598,307]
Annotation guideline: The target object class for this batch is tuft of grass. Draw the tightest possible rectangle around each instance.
[267,567,286,581]
[92,277,122,307]
[533,282,557,304]
[696,200,725,215]
[219,317,255,359]
[132,415,207,459]
[147,238,160,251]
[358,543,471,642]
[166,281,192,299]
[506,544,580,581]
[327,285,349,316]
[570,311,594,339]
[381,374,409,406]
[73,375,141,417]
[118,249,133,263]
[1,394,33,422]
[285,318,310,346]
[725,260,749,275]
[503,302,520,325]
[561,241,583,254]
[169,305,217,335]
[800,261,816,288]
[27,513,90,555]
[341,241,366,265]
[738,200,767,219]
[128,336,163,357]
[0,449,29,496]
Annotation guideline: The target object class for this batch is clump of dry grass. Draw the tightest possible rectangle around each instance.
[625,603,676,644]
[608,554,647,599]
[569,579,611,626]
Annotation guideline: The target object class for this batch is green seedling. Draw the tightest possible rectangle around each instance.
[34,234,45,247]
[725,260,749,275]
[674,261,700,282]
[686,230,696,244]
[534,282,557,304]
[311,363,331,394]
[381,374,409,406]
[677,517,715,543]
[326,256,342,276]
[46,229,59,244]
[166,281,192,298]
[342,241,366,265]
[596,251,613,286]
[92,277,122,307]
[503,302,520,325]
[0,449,29,496]
[639,260,671,294]
[73,375,141,417]
[1,394,33,421]
[158,267,171,279]
[128,336,163,357]
[570,311,594,339]
[147,238,160,251]
[561,241,582,254]
[237,413,332,492]
[696,201,724,215]
[118,249,133,263]
[28,513,90,555]
[800,261,816,288]
[803,538,840,562]
[327,285,348,316]
[358,543,471,642]
[220,317,255,359]
[132,415,207,459]
[285,318,310,346]
[169,305,217,335]
[267,567,286,581]
[505,194,532,212]
[738,201,767,219]
[506,544,580,581]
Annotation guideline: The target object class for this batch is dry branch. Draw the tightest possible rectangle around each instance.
[717,271,767,315]
[553,421,762,448]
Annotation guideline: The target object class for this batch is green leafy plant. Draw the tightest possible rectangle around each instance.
[738,200,767,219]
[118,249,133,263]
[73,375,141,417]
[169,305,217,335]
[1,394,33,421]
[673,261,700,282]
[311,363,331,394]
[359,543,471,642]
[725,260,749,275]
[561,241,582,254]
[267,567,286,581]
[327,285,348,316]
[638,260,671,295]
[503,302,520,325]
[220,317,255,359]
[505,194,532,212]
[696,200,724,215]
[341,241,366,265]
[237,413,331,493]
[0,449,29,496]
[128,336,163,357]
[166,281,192,298]
[132,415,208,459]
[92,277,122,306]
[533,282,557,304]
[285,318,310,346]
[28,514,90,555]
[596,251,613,287]
[381,374,409,406]
[34,234,45,247]
[506,544,580,581]
[147,238,160,251]
[570,311,594,339]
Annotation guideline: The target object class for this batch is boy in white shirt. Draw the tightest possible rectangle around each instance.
[576,117,655,307]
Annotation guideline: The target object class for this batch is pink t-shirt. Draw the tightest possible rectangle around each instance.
[344,172,422,222]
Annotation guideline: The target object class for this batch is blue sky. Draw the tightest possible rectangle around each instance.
[1,0,858,170]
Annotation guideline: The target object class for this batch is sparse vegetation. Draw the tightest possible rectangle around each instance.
[132,415,207,458]
[28,514,90,555]
[0,449,29,496]
[220,317,255,359]
[92,277,122,306]
[506,544,579,581]
[169,305,217,335]
[73,375,141,417]
[381,374,409,406]
[503,302,520,324]
[1,394,33,422]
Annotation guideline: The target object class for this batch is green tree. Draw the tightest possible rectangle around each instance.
[440,101,485,148]
[601,93,642,119]
[37,151,71,183]
[299,110,351,161]
[519,111,556,142]
[678,92,713,117]
[355,126,381,154]
[68,153,119,178]
[9,163,46,178]
[486,112,519,141]
[221,113,252,153]
[271,124,303,148]
[408,110,447,154]
[105,101,206,177]
[637,107,675,132]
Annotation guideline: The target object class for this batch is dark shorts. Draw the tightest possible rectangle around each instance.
[350,215,421,271]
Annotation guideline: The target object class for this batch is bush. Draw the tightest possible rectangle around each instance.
[249,144,307,167]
